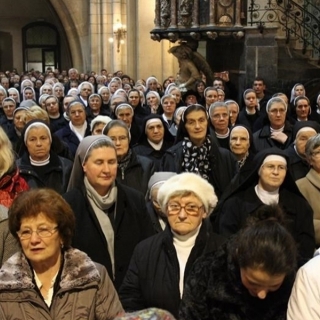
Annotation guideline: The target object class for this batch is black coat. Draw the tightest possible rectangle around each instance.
[161,139,237,199]
[117,151,155,196]
[253,121,293,153]
[180,240,295,320]
[237,108,262,133]
[284,144,310,181]
[16,151,73,194]
[63,183,155,290]
[218,186,315,265]
[119,221,226,318]
[55,124,91,158]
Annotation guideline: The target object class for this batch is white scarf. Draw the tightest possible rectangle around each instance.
[148,139,163,150]
[69,121,87,142]
[255,184,279,205]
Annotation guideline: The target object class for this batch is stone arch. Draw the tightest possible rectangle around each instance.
[49,0,88,71]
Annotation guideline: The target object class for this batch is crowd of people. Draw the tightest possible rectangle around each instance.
[0,66,319,319]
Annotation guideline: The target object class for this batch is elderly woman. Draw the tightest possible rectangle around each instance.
[98,86,111,115]
[209,101,230,149]
[133,114,175,169]
[44,95,67,133]
[16,120,73,193]
[0,188,123,319]
[103,120,155,195]
[86,93,109,125]
[161,104,236,199]
[78,81,94,106]
[216,148,315,265]
[64,135,154,290]
[253,97,292,152]
[181,204,297,320]
[296,134,320,246]
[8,87,20,107]
[55,100,91,158]
[146,90,161,114]
[161,94,177,128]
[0,126,28,208]
[0,97,16,134]
[114,103,141,146]
[284,121,320,181]
[119,173,226,318]
[291,95,313,123]
[225,99,239,126]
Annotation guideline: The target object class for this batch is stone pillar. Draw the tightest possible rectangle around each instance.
[245,28,278,87]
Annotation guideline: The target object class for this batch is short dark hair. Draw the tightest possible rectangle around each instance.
[235,204,297,275]
[9,189,76,248]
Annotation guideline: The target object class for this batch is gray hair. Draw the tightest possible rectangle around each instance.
[266,97,287,113]
[208,101,228,116]
[305,134,320,159]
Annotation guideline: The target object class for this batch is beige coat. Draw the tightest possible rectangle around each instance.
[287,254,320,320]
[0,248,123,320]
[0,205,19,266]
[296,168,320,246]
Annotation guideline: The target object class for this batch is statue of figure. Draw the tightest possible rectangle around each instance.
[160,0,171,27]
[169,43,213,91]
[180,0,193,16]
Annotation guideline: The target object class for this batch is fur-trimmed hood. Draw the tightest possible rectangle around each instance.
[0,248,100,291]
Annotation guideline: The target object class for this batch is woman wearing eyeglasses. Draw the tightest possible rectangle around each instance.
[215,148,315,266]
[0,188,123,319]
[119,173,226,319]
[296,134,320,247]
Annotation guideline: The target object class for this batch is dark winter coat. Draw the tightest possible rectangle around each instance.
[63,183,155,290]
[284,144,310,181]
[179,240,295,320]
[119,221,226,319]
[55,124,91,158]
[0,248,123,320]
[253,121,293,153]
[161,138,237,199]
[117,151,155,196]
[216,148,315,265]
[16,152,73,194]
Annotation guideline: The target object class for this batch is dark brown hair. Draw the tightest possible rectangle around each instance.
[9,189,75,248]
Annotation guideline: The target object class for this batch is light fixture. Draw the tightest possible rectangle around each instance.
[109,20,127,53]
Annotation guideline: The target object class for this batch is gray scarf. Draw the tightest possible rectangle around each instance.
[84,176,117,278]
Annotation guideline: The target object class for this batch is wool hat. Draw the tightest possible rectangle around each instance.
[157,172,218,215]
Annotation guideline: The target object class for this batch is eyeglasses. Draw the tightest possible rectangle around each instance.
[167,203,203,216]
[269,109,286,115]
[17,226,58,240]
[262,164,287,172]
[212,113,229,120]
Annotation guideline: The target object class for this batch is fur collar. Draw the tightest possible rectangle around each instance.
[0,248,100,291]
